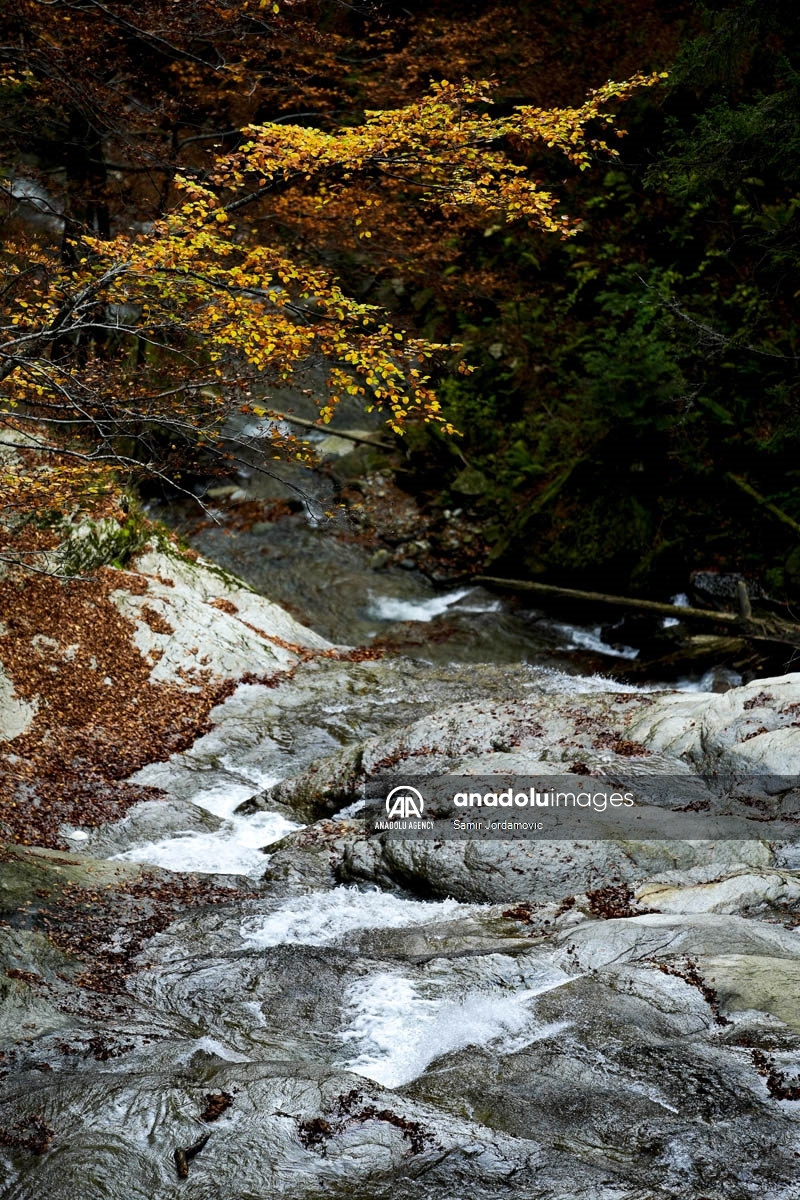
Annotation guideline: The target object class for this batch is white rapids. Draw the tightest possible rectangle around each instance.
[338,964,573,1088]
[240,886,476,947]
[111,775,301,877]
[366,586,496,623]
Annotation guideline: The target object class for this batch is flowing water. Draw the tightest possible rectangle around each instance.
[2,189,792,1197]
[8,446,785,1200]
[119,458,734,883]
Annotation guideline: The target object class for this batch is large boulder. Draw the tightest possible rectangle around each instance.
[111,547,332,686]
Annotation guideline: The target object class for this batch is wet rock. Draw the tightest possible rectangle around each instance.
[0,927,80,1044]
[690,569,766,605]
[636,868,800,917]
[702,954,800,1031]
[316,431,380,459]
[7,880,798,1198]
[0,845,142,917]
[552,910,800,974]
[0,1056,632,1200]
[5,526,800,1200]
[67,798,223,858]
[238,660,576,822]
[258,685,675,821]
[339,831,772,905]
[255,674,794,906]
[407,959,800,1198]
[262,819,366,894]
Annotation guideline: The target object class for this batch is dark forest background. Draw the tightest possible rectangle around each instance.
[2,0,799,598]
[371,1,800,599]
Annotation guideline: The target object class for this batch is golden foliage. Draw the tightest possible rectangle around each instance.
[0,0,666,538]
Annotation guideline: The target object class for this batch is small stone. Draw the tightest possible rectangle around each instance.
[315,435,358,459]
[205,485,239,499]
[369,549,392,570]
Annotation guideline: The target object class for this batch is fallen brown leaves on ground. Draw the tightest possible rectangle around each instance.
[0,567,243,847]
[0,560,384,849]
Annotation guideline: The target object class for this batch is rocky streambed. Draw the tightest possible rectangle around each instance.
[2,537,800,1199]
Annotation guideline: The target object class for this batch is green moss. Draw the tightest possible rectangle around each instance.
[163,540,258,593]
[56,503,151,576]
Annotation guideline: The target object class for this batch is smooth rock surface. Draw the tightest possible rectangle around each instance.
[4,536,800,1199]
[112,548,332,687]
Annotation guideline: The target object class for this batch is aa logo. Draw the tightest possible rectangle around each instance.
[385,785,425,819]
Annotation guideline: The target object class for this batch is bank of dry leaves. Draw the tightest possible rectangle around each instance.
[0,558,380,848]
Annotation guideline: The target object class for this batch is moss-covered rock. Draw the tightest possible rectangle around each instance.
[55,512,151,576]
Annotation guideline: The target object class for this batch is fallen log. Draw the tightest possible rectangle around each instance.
[472,575,800,650]
[473,576,741,624]
[256,410,394,451]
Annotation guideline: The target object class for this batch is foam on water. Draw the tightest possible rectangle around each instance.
[185,779,264,820]
[338,968,572,1087]
[673,666,743,693]
[109,758,298,876]
[529,663,741,698]
[449,597,502,614]
[662,592,690,629]
[367,587,477,623]
[240,885,472,947]
[111,809,300,877]
[525,667,651,695]
[554,622,639,660]
[226,759,283,791]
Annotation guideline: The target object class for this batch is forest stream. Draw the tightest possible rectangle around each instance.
[4,1,800,1194]
[3,441,800,1200]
